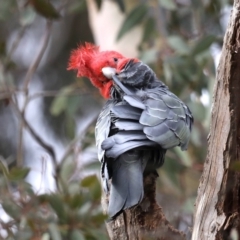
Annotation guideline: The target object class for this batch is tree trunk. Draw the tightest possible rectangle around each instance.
[102,173,186,240]
[192,1,240,239]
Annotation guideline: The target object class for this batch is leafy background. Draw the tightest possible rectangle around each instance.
[0,0,232,239]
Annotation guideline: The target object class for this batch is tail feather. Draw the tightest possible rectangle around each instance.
[108,151,145,218]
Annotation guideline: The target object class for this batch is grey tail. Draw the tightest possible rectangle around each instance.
[108,150,146,219]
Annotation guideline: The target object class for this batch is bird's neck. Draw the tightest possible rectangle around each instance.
[100,81,113,99]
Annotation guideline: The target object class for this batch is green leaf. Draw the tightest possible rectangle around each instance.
[117,4,148,41]
[81,176,101,200]
[50,86,73,116]
[50,95,67,116]
[47,194,67,221]
[142,17,156,43]
[158,0,177,10]
[115,0,125,12]
[2,201,21,219]
[78,202,92,216]
[66,96,80,115]
[191,127,201,146]
[91,213,107,224]
[163,155,184,186]
[167,36,190,55]
[187,101,206,122]
[65,115,76,139]
[30,0,60,19]
[95,0,102,10]
[8,167,30,181]
[80,175,98,188]
[83,161,101,172]
[60,158,76,182]
[0,158,9,177]
[69,194,83,209]
[174,147,192,167]
[14,229,32,239]
[20,6,36,26]
[70,230,85,240]
[191,35,216,56]
[0,0,16,21]
[68,0,86,14]
[92,182,102,200]
[38,194,67,221]
[68,182,81,195]
[87,229,108,240]
[48,223,62,240]
[140,49,158,64]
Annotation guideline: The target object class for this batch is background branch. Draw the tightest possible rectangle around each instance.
[16,20,52,167]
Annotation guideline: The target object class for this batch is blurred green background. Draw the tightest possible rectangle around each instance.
[0,0,232,239]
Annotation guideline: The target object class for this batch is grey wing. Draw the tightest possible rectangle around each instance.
[110,62,193,151]
[102,102,158,159]
[124,89,193,150]
[95,100,116,162]
[95,100,118,192]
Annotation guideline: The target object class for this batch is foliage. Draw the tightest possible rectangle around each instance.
[0,158,107,240]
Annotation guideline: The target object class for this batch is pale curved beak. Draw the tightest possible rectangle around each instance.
[102,67,116,79]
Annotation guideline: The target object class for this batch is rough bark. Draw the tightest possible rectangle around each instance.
[102,173,186,240]
[192,1,240,239]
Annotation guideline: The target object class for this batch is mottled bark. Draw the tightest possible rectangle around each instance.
[102,173,186,240]
[192,1,240,239]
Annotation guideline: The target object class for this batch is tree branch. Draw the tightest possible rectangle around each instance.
[103,173,186,240]
[11,101,57,166]
[15,20,53,167]
[22,21,52,91]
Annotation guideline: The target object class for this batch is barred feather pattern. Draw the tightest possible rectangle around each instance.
[95,61,193,218]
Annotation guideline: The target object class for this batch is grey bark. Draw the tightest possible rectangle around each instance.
[192,1,240,239]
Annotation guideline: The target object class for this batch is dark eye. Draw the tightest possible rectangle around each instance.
[113,58,118,63]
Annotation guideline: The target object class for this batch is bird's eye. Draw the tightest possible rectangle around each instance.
[113,58,118,63]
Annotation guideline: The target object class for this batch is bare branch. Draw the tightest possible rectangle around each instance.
[58,112,98,167]
[23,21,52,91]
[16,20,53,167]
[0,88,90,101]
[6,26,26,64]
[11,101,57,166]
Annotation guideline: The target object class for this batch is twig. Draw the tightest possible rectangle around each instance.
[51,112,98,192]
[16,20,53,167]
[58,112,98,168]
[58,0,71,12]
[0,88,90,101]
[5,26,27,64]
[23,21,52,91]
[11,101,57,166]
[27,89,89,102]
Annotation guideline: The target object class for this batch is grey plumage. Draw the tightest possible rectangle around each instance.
[108,151,145,218]
[95,61,193,219]
[114,120,144,130]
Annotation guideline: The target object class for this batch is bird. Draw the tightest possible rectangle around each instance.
[68,42,193,219]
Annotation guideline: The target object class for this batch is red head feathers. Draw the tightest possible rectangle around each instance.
[68,42,138,98]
